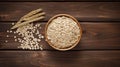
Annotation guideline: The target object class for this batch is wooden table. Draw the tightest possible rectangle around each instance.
[0,1,120,67]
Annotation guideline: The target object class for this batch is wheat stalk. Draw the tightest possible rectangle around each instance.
[11,16,45,29]
[11,8,45,29]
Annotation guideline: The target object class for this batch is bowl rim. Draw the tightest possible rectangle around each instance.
[45,14,82,51]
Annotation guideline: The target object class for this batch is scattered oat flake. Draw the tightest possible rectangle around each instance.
[5,40,8,43]
[14,36,16,38]
[15,39,17,41]
[7,30,9,33]
[6,35,9,37]
[12,23,15,25]
[10,30,12,33]
[13,23,43,50]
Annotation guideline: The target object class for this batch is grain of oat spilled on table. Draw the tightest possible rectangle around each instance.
[46,16,81,49]
[16,23,44,50]
[6,8,45,50]
[6,23,44,50]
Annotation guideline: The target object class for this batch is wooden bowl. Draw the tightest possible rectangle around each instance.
[45,14,82,51]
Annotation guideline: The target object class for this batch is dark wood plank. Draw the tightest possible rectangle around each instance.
[0,22,120,50]
[0,2,120,21]
[0,51,120,67]
[0,0,119,2]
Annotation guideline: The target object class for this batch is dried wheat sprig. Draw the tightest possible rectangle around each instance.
[23,8,42,18]
[15,8,43,25]
[23,12,45,21]
[11,16,45,29]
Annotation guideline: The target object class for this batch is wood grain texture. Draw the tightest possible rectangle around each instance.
[0,2,120,21]
[0,0,119,2]
[0,51,120,67]
[0,22,120,50]
[0,1,120,67]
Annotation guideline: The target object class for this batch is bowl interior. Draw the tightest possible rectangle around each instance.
[45,14,82,51]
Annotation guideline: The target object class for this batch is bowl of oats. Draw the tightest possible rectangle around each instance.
[45,14,82,51]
